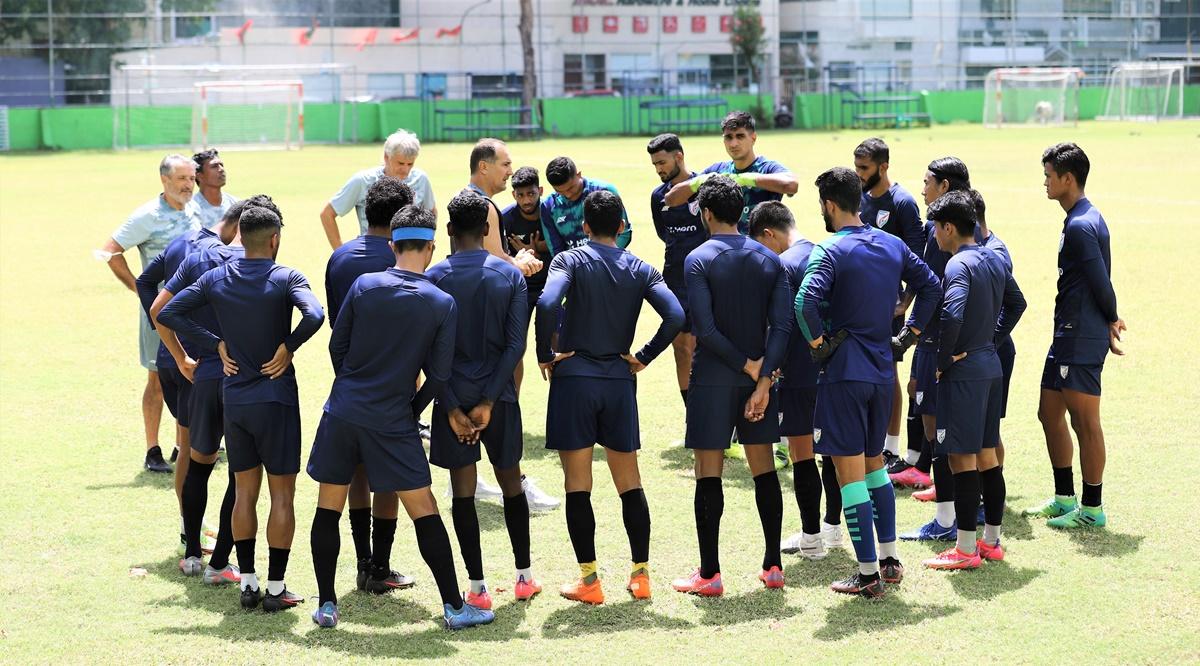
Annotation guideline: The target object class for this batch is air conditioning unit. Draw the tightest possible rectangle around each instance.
[1141,20,1160,40]
[1142,0,1160,15]
[1117,0,1135,16]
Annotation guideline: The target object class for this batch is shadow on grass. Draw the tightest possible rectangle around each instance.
[946,563,1043,600]
[522,432,553,460]
[999,502,1035,541]
[782,548,857,588]
[1067,528,1144,558]
[86,470,174,492]
[691,587,802,626]
[657,442,693,474]
[541,599,691,638]
[814,596,961,641]
[654,442,782,490]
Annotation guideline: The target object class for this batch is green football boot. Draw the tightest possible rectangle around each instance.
[1022,495,1077,519]
[1047,505,1106,529]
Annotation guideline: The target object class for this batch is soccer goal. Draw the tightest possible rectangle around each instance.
[193,80,303,151]
[982,67,1084,127]
[1098,62,1185,122]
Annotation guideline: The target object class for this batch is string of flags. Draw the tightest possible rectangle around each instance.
[281,23,461,47]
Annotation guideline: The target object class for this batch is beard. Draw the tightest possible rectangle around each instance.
[822,209,835,233]
[861,172,880,193]
[659,165,681,183]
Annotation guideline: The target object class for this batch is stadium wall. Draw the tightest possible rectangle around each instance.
[7,87,1200,151]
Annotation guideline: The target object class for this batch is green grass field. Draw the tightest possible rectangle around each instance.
[2,122,1198,663]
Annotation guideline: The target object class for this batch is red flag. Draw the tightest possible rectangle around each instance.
[296,19,318,46]
[691,16,706,33]
[355,27,379,51]
[603,16,618,33]
[392,27,419,43]
[633,16,648,34]
[235,19,252,44]
[572,16,588,33]
[662,16,677,33]
[436,25,463,38]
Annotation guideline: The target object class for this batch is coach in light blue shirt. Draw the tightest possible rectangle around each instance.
[319,129,437,249]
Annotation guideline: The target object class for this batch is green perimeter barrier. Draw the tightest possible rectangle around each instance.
[5,87,1199,151]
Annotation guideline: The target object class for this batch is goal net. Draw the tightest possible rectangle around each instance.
[193,80,303,151]
[982,67,1083,127]
[111,63,354,149]
[1099,62,1185,121]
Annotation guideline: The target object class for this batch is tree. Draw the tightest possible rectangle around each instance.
[518,0,537,131]
[729,5,765,89]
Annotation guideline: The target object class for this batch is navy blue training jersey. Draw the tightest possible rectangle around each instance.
[163,243,245,382]
[159,258,325,406]
[796,225,941,385]
[977,229,1012,272]
[327,268,457,432]
[426,249,528,409]
[938,244,1027,378]
[860,183,924,257]
[650,174,709,285]
[135,227,223,369]
[915,222,952,351]
[685,234,792,387]
[778,239,819,389]
[501,203,550,291]
[536,241,683,379]
[702,156,790,233]
[1055,197,1117,364]
[325,234,393,327]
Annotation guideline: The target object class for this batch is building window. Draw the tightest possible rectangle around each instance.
[471,74,523,99]
[861,0,912,19]
[564,54,607,93]
[367,73,406,100]
[610,54,658,95]
[895,41,912,51]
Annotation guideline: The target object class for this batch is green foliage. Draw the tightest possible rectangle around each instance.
[730,6,766,84]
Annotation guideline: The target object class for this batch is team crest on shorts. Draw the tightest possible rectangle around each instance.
[1060,365,1069,379]
[936,429,946,443]
[813,428,822,443]
[915,391,924,405]
[876,211,890,228]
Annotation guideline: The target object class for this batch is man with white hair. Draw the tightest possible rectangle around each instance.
[98,153,202,473]
[320,129,437,249]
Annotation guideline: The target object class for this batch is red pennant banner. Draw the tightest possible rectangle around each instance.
[633,16,648,33]
[662,16,677,33]
[392,27,419,43]
[355,27,379,51]
[436,25,463,38]
[296,18,318,46]
[235,19,253,44]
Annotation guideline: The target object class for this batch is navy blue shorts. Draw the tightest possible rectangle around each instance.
[778,386,817,437]
[430,400,523,471]
[813,381,891,458]
[686,384,779,449]
[547,375,640,452]
[188,378,224,456]
[224,402,300,475]
[935,377,1004,454]
[997,337,1016,418]
[912,348,937,415]
[1040,346,1102,396]
[158,366,191,427]
[307,412,430,492]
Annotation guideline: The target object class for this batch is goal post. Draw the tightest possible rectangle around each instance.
[1098,62,1185,122]
[193,80,305,151]
[982,67,1084,128]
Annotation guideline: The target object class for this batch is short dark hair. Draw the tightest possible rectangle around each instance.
[223,193,281,225]
[968,189,986,225]
[748,201,795,238]
[365,176,414,229]
[697,175,743,226]
[1042,142,1090,188]
[583,190,624,238]
[853,137,889,164]
[721,110,755,133]
[446,191,489,240]
[468,138,505,175]
[545,157,576,187]
[239,206,282,250]
[927,157,971,192]
[646,133,683,155]
[389,204,436,253]
[192,149,219,171]
[814,167,862,214]
[511,166,540,190]
[926,190,977,237]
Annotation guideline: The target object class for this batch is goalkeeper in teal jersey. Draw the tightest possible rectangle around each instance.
[540,156,632,255]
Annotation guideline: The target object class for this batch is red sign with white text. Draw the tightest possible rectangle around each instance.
[603,15,618,33]
[633,16,648,33]
[663,16,677,33]
[720,15,733,33]
[572,16,588,33]
[691,16,706,33]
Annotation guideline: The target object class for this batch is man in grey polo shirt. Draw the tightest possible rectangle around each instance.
[319,128,437,249]
[98,154,201,473]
